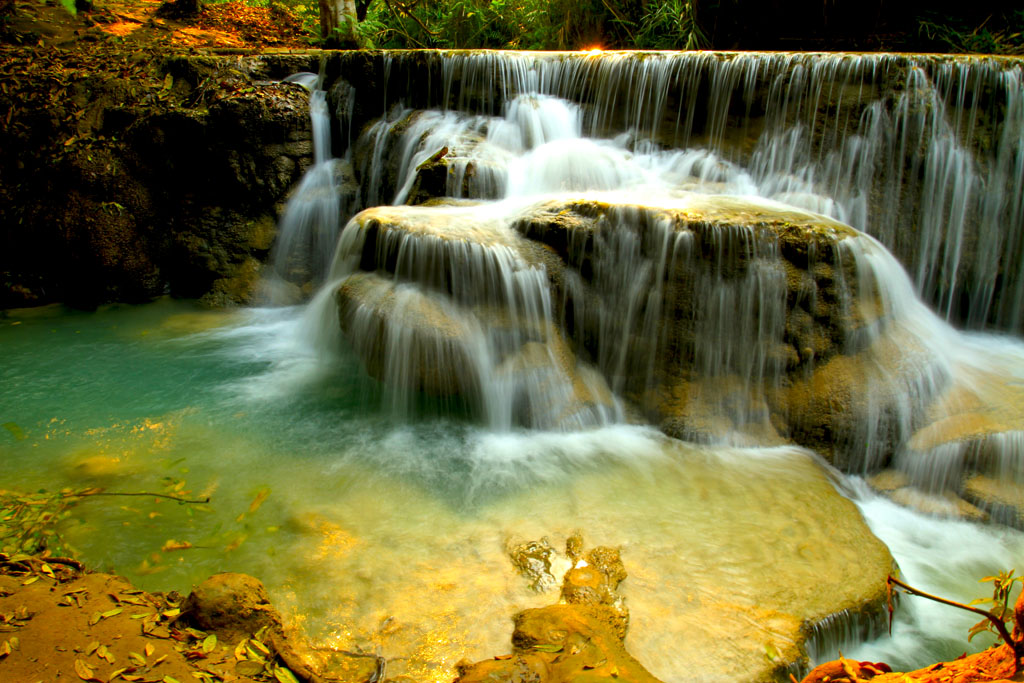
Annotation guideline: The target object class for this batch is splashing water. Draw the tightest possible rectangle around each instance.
[300,50,1024,674]
[3,51,1024,682]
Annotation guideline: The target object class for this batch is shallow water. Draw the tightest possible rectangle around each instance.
[1,299,1021,680]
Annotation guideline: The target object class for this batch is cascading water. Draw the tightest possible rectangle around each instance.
[3,50,1024,683]
[296,49,1024,676]
[341,51,1024,332]
[263,72,355,303]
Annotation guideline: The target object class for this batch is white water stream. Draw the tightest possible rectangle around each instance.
[279,51,1024,675]
[2,51,1023,683]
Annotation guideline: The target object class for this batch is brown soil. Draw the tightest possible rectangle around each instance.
[2,0,308,50]
[0,555,383,683]
[801,646,1023,683]
[1,557,278,682]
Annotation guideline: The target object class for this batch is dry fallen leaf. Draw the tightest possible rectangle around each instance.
[75,657,101,681]
[235,659,264,676]
[161,540,193,552]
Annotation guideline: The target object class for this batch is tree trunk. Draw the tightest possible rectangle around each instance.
[319,0,359,48]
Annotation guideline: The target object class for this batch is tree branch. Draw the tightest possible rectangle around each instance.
[887,575,1022,669]
[63,490,211,505]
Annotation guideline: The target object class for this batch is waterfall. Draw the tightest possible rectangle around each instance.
[339,51,1024,332]
[5,49,1022,683]
[263,72,355,303]
[299,49,1024,481]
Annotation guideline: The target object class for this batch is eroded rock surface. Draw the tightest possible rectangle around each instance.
[458,538,662,683]
[332,193,958,467]
[0,49,319,309]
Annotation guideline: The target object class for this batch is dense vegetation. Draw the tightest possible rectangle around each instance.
[246,0,1024,53]
[2,0,1021,52]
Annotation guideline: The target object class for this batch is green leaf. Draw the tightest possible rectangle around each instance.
[235,660,264,676]
[532,643,563,653]
[273,667,301,683]
[967,619,991,641]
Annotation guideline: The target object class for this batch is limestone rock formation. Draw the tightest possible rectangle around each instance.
[330,187,1024,486]
[0,52,319,309]
[331,192,953,469]
[457,538,662,683]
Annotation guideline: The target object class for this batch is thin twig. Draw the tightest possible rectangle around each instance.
[887,575,1021,668]
[64,490,211,504]
[382,0,437,38]
[39,556,85,570]
[380,0,429,47]
[394,0,438,36]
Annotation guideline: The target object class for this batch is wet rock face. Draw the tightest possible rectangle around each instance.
[513,196,868,384]
[332,189,1017,473]
[334,192,925,461]
[0,54,317,309]
[458,537,663,683]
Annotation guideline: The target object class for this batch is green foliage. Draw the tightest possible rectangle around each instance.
[210,0,710,50]
[348,0,707,50]
[153,0,1024,52]
[967,569,1023,644]
[634,0,706,49]
[0,489,79,557]
[918,10,1024,55]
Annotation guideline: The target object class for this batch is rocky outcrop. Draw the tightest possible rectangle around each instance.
[330,189,1024,482]
[510,195,884,446]
[332,202,618,428]
[456,538,664,683]
[0,47,321,309]
[862,365,1024,524]
[461,524,893,683]
[182,572,283,643]
[332,192,943,465]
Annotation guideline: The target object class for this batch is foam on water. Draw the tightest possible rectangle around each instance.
[4,51,1024,681]
[842,480,1024,669]
[291,51,1024,676]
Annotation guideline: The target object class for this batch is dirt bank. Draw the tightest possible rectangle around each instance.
[0,0,319,310]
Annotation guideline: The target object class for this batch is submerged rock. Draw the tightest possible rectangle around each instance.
[508,538,561,592]
[458,537,662,683]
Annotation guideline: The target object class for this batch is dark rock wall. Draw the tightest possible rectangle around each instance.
[0,53,321,309]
